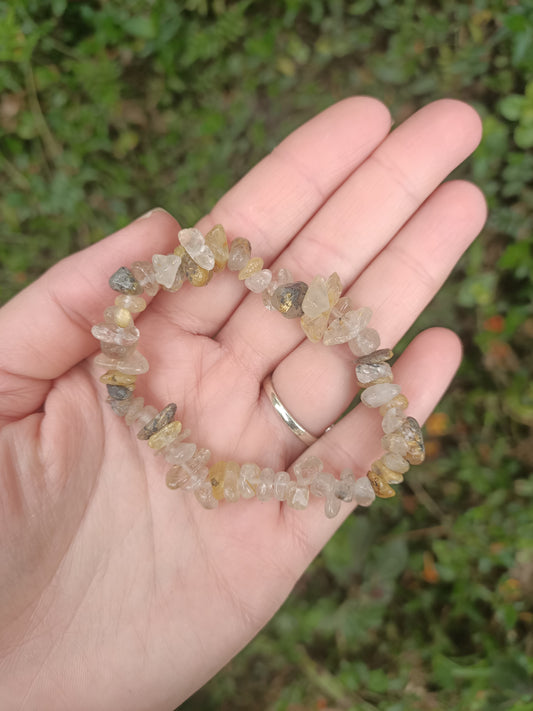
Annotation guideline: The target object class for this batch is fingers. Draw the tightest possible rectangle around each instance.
[217,99,482,376]
[268,179,487,444]
[280,327,462,564]
[0,209,180,424]
[0,96,392,425]
[140,97,392,337]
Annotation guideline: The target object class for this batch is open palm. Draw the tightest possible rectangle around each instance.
[0,98,486,711]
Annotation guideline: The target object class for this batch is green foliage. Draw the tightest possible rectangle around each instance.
[1,0,532,709]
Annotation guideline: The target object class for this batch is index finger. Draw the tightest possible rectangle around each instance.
[140,97,392,337]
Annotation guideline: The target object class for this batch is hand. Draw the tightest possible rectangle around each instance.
[0,98,486,711]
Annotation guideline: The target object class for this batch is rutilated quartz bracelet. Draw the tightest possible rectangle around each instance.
[91,224,425,518]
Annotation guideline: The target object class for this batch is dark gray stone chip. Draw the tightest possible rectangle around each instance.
[109,266,143,295]
[271,282,309,319]
[137,403,177,440]
[106,384,134,401]
[357,348,394,365]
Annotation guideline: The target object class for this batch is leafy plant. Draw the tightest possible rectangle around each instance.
[1,1,532,708]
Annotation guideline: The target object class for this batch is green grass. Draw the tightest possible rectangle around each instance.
[1,1,532,709]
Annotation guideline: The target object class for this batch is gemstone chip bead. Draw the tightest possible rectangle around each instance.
[99,370,137,388]
[401,416,425,465]
[238,257,263,280]
[270,282,309,319]
[355,362,393,386]
[205,224,229,271]
[109,267,142,295]
[263,268,293,310]
[106,384,133,401]
[286,482,310,510]
[137,403,177,440]
[348,327,381,356]
[167,449,210,491]
[371,459,404,485]
[108,398,132,416]
[209,461,229,500]
[228,237,252,271]
[245,269,272,293]
[124,397,145,425]
[182,252,213,287]
[382,432,409,456]
[179,228,215,271]
[379,394,409,414]
[382,452,410,474]
[223,462,241,502]
[326,272,343,307]
[195,482,219,509]
[148,421,183,449]
[130,261,159,296]
[152,254,181,289]
[294,456,323,484]
[334,470,355,502]
[91,323,140,359]
[324,308,369,346]
[361,383,401,408]
[257,468,275,501]
[301,312,329,343]
[135,405,159,428]
[357,348,394,365]
[324,496,342,519]
[367,470,396,498]
[330,295,353,319]
[104,306,133,328]
[274,471,291,501]
[310,471,335,498]
[302,276,330,319]
[353,476,376,506]
[115,295,147,313]
[239,462,261,498]
[382,408,405,434]
[161,440,196,465]
[94,350,149,375]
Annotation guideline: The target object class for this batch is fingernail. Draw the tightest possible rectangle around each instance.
[137,206,172,220]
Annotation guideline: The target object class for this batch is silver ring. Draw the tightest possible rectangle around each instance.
[262,374,318,446]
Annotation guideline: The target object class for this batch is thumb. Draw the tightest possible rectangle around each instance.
[0,208,179,425]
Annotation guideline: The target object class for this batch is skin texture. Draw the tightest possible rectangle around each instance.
[0,97,486,711]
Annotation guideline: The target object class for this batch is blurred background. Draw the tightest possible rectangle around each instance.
[1,1,532,709]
